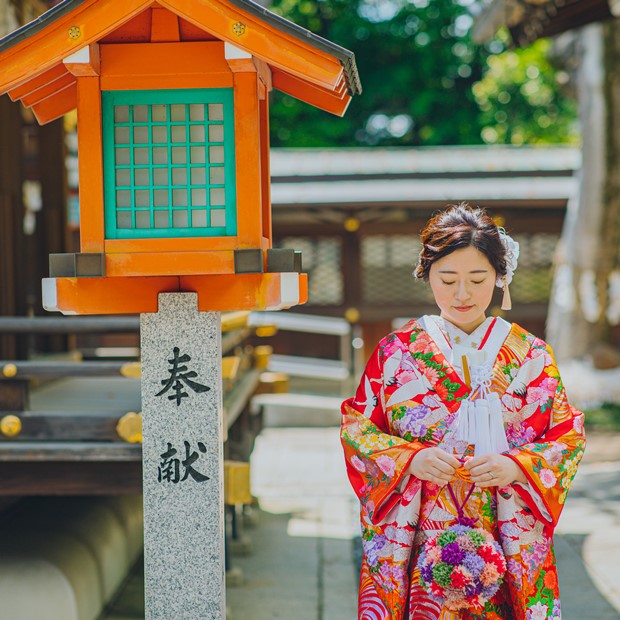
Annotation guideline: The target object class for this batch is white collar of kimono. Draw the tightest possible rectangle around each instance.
[418,315,513,457]
[419,314,511,384]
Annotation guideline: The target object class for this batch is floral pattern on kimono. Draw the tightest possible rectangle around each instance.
[341,317,585,620]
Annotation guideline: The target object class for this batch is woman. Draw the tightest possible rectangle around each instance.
[341,204,585,620]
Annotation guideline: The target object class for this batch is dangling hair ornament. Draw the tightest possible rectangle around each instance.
[413,248,424,280]
[496,228,519,311]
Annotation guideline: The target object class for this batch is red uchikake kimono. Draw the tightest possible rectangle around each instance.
[341,316,585,620]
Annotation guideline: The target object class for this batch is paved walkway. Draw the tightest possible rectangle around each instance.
[545,431,620,618]
[228,428,620,620]
[228,427,358,619]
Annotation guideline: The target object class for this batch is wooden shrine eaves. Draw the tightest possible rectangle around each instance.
[215,0,360,95]
[0,0,361,120]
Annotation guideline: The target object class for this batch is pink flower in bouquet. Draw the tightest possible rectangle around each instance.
[426,545,442,563]
[480,563,500,586]
[444,590,463,607]
[458,536,477,553]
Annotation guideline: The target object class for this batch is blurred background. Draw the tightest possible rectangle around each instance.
[1,0,620,619]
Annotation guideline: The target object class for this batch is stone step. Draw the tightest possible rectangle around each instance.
[251,392,344,427]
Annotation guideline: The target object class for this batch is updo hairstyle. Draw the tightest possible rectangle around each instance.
[414,203,507,282]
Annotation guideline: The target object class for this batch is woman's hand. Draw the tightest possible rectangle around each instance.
[464,453,526,488]
[409,448,461,486]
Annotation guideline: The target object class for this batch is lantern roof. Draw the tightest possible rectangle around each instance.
[0,0,361,119]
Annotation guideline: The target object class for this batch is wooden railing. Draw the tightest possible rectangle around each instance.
[0,313,268,495]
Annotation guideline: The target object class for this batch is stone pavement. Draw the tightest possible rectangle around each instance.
[227,428,620,620]
[554,435,620,620]
[227,427,358,620]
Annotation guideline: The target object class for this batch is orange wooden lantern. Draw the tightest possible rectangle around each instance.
[0,0,361,314]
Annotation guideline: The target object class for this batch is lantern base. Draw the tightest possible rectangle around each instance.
[42,273,307,315]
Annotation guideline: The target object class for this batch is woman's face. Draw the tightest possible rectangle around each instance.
[428,246,497,334]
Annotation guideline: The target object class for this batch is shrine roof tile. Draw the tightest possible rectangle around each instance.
[0,0,361,96]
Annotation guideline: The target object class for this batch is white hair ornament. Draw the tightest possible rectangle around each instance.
[496,228,519,311]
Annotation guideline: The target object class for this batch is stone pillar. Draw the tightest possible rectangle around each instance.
[140,293,225,619]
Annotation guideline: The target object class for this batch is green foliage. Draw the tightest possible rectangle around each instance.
[473,32,579,145]
[584,403,620,431]
[267,0,578,147]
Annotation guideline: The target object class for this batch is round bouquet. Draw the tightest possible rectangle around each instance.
[417,524,507,611]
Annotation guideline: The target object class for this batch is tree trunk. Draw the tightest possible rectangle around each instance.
[0,1,19,38]
[600,19,620,337]
[547,24,607,359]
[548,20,620,360]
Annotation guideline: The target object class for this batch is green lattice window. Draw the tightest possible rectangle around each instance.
[102,88,237,239]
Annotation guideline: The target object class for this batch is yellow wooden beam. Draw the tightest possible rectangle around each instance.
[224,460,252,505]
[221,311,250,332]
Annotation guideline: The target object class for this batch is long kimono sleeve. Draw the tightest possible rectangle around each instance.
[341,339,427,524]
[505,341,586,530]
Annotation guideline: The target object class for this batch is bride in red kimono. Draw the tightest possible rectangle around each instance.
[341,204,585,620]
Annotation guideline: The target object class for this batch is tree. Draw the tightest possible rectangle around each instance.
[473,32,579,145]
[546,21,620,361]
[268,0,578,147]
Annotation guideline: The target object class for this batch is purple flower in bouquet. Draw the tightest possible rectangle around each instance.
[441,542,465,565]
[419,553,434,583]
[463,553,485,578]
[465,582,480,598]
[450,524,472,536]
